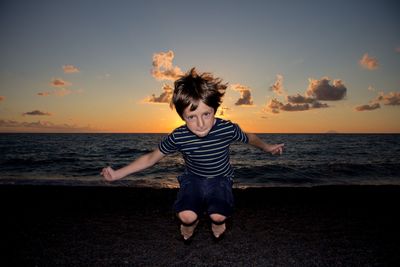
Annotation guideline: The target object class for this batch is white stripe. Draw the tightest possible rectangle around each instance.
[199,139,230,148]
[186,154,229,166]
[184,152,228,162]
[209,124,233,134]
[189,149,227,158]
[187,162,231,177]
[178,137,227,146]
[194,143,230,153]
[214,130,234,137]
[185,159,229,171]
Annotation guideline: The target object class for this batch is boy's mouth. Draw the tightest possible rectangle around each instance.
[194,129,210,136]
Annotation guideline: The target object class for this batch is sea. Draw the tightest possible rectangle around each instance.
[1,133,399,188]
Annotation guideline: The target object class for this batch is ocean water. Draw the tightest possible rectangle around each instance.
[0,133,399,188]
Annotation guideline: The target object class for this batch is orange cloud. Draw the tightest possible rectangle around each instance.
[354,91,399,112]
[267,99,309,113]
[63,64,80,73]
[287,94,315,104]
[220,106,230,116]
[146,84,173,104]
[359,53,379,70]
[270,74,285,95]
[37,88,76,97]
[306,77,347,101]
[287,94,328,108]
[231,84,254,106]
[265,98,328,114]
[0,119,96,132]
[375,91,400,106]
[151,51,183,81]
[22,110,52,116]
[0,96,5,102]
[263,76,345,114]
[354,103,380,111]
[50,78,71,88]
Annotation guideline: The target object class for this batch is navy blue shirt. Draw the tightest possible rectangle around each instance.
[158,118,248,178]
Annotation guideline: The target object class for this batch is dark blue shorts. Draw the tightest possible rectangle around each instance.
[174,173,235,217]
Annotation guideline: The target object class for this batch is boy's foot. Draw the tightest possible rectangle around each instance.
[211,221,226,240]
[180,220,199,242]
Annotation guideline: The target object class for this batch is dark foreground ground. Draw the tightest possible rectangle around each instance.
[1,185,399,266]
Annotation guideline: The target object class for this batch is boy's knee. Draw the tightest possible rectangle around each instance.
[178,210,198,225]
[209,213,226,223]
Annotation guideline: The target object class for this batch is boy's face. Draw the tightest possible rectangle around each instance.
[183,101,215,137]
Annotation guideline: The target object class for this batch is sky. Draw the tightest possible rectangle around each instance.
[0,0,399,133]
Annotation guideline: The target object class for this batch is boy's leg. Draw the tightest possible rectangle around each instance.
[174,175,204,240]
[178,210,198,225]
[179,210,199,240]
[209,213,226,238]
[206,177,234,239]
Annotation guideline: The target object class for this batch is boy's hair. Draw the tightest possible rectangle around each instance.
[171,68,227,119]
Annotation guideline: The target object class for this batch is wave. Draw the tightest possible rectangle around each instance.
[233,163,400,186]
[1,133,399,187]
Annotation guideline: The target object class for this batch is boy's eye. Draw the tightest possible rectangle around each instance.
[204,112,211,117]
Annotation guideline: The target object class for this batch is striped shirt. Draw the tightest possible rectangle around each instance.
[158,118,248,178]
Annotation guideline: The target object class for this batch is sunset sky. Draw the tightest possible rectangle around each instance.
[1,0,399,133]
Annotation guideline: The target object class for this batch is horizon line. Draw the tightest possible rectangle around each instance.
[1,131,400,135]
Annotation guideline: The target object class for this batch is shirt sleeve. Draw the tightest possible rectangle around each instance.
[231,122,249,143]
[158,132,178,155]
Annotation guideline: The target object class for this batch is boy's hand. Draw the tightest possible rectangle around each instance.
[265,143,284,155]
[101,166,120,182]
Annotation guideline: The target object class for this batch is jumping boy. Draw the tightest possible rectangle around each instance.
[101,68,284,242]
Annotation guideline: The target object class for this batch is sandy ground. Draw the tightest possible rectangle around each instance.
[1,185,399,266]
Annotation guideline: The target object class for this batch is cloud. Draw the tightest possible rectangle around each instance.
[281,102,310,112]
[287,94,315,104]
[22,110,52,116]
[218,106,230,116]
[265,99,282,114]
[395,47,400,53]
[0,96,5,102]
[270,74,285,95]
[359,53,379,70]
[265,96,328,114]
[375,91,400,106]
[37,88,78,97]
[37,92,51,97]
[306,77,347,101]
[97,73,111,80]
[146,84,173,104]
[354,91,399,112]
[231,84,254,106]
[354,103,381,111]
[266,98,309,113]
[50,78,71,88]
[310,101,329,109]
[63,64,80,73]
[263,76,344,115]
[151,50,183,81]
[0,119,96,132]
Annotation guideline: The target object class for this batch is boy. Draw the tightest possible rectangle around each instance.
[101,68,284,242]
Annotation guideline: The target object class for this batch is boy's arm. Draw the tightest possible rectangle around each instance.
[101,148,166,182]
[246,132,284,155]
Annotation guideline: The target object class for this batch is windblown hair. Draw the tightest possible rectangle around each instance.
[171,68,227,119]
